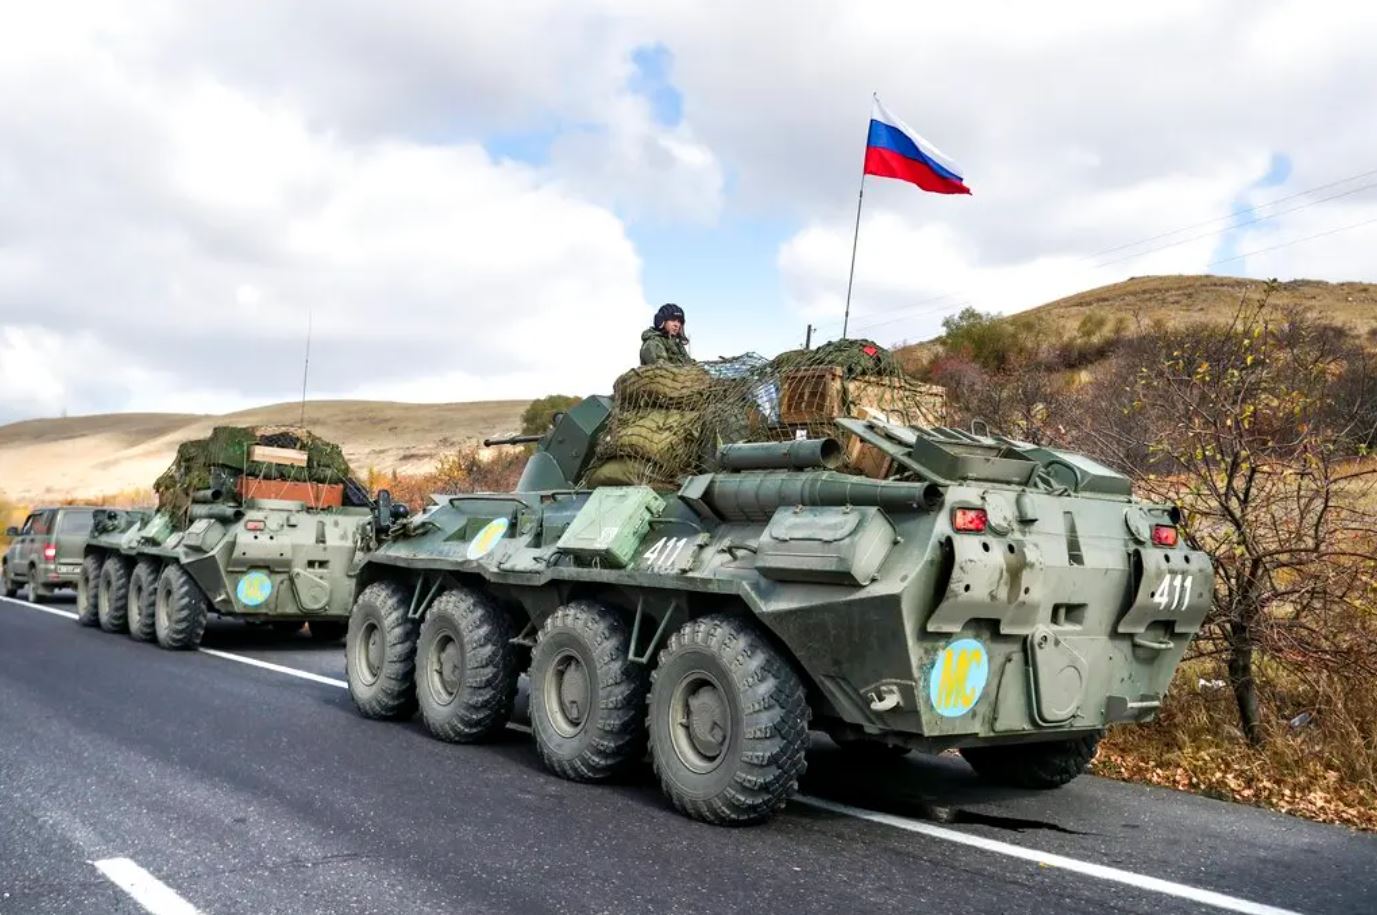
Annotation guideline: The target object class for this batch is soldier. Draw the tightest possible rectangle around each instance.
[639,303,691,365]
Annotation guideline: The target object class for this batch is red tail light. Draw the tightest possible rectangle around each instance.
[1151,524,1178,547]
[42,543,57,561]
[245,520,266,532]
[952,508,989,533]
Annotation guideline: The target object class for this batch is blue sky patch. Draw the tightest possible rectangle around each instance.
[629,44,684,127]
[1211,152,1292,268]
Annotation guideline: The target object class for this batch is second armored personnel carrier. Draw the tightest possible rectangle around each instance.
[342,376,1212,825]
[80,427,401,649]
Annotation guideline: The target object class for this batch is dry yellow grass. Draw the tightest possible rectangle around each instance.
[0,399,529,502]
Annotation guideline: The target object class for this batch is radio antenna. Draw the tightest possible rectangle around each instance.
[299,307,312,427]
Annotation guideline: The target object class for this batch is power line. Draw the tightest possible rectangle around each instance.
[1205,214,1377,268]
[1088,166,1377,258]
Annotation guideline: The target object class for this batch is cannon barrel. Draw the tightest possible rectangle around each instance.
[188,504,244,523]
[717,438,843,471]
[191,488,224,503]
[700,471,943,522]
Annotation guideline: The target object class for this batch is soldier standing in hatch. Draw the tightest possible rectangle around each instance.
[640,303,691,365]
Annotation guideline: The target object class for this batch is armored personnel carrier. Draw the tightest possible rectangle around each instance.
[80,427,402,649]
[344,359,1212,826]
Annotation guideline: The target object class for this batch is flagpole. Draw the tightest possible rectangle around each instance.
[842,94,875,340]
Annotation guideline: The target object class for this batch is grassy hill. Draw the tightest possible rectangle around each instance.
[895,275,1377,366]
[0,399,529,502]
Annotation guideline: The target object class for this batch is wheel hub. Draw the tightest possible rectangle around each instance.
[670,672,732,774]
[428,633,463,702]
[358,620,383,685]
[545,650,591,737]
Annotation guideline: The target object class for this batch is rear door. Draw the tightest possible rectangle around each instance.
[15,512,49,571]
[54,509,94,566]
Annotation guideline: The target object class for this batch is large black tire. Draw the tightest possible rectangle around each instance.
[529,601,646,782]
[97,556,131,633]
[648,613,810,826]
[346,580,419,720]
[126,560,160,642]
[154,564,209,650]
[414,587,519,743]
[76,555,103,625]
[960,732,1103,789]
[307,620,347,642]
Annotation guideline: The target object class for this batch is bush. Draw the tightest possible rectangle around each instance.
[521,395,582,436]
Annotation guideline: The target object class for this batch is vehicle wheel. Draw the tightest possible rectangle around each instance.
[960,732,1103,789]
[127,560,160,641]
[25,566,48,604]
[154,564,209,650]
[529,600,646,781]
[414,587,519,743]
[97,557,131,633]
[1,563,17,598]
[346,580,419,720]
[76,555,103,625]
[307,620,347,642]
[648,613,810,825]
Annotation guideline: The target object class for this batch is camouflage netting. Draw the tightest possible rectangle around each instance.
[584,339,947,487]
[154,426,370,520]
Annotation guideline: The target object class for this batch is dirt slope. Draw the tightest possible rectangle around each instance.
[0,400,529,502]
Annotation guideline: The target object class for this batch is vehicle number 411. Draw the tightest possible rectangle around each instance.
[1152,573,1194,612]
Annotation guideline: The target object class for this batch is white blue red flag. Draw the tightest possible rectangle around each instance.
[864,98,971,195]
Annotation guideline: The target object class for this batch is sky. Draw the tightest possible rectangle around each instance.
[1,1,1375,423]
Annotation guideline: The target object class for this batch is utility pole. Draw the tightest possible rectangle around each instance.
[804,324,814,350]
[299,308,312,427]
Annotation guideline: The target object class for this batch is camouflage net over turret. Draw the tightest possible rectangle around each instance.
[153,426,371,522]
[583,339,946,487]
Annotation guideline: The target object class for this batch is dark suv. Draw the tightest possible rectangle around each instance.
[3,506,97,603]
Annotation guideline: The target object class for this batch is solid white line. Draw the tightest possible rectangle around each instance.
[5,596,1306,915]
[1,595,79,620]
[796,796,1300,915]
[197,647,348,689]
[92,857,201,915]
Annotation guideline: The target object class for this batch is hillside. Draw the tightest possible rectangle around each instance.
[895,275,1377,364]
[0,399,528,502]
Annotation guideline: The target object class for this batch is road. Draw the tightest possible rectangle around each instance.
[2,594,1373,915]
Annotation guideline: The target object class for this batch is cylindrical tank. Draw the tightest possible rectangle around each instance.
[188,504,245,523]
[191,488,224,504]
[701,471,943,522]
[717,438,844,471]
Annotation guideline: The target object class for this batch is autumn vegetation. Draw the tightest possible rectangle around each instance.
[907,287,1377,829]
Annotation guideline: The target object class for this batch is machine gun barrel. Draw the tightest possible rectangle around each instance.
[483,433,544,447]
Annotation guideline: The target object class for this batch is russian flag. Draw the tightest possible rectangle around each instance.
[864,99,971,195]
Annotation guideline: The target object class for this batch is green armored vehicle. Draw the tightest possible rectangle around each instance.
[344,373,1212,825]
[80,427,402,649]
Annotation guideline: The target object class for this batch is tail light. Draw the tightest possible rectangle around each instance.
[245,520,266,532]
[1151,524,1178,547]
[952,508,989,533]
[42,543,57,561]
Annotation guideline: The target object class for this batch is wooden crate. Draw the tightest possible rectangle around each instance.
[236,477,343,508]
[248,444,308,468]
[779,367,947,426]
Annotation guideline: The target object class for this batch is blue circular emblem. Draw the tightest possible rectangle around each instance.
[236,571,273,607]
[928,637,990,718]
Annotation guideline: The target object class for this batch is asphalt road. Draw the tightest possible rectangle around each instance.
[2,594,1374,915]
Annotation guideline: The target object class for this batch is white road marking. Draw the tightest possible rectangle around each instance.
[1,597,78,620]
[92,857,201,915]
[796,796,1300,915]
[197,647,348,689]
[4,595,1306,915]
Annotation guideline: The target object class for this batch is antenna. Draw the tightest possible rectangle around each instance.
[299,308,312,427]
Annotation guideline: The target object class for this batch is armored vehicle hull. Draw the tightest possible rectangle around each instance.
[345,397,1212,825]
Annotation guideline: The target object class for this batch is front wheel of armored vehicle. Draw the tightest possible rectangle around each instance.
[126,560,160,642]
[76,555,103,625]
[648,614,810,825]
[346,580,419,720]
[960,732,1102,789]
[414,587,519,743]
[307,620,347,642]
[154,564,209,650]
[529,600,646,782]
[97,556,131,633]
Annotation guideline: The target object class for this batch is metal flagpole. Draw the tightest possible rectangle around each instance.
[842,94,875,340]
